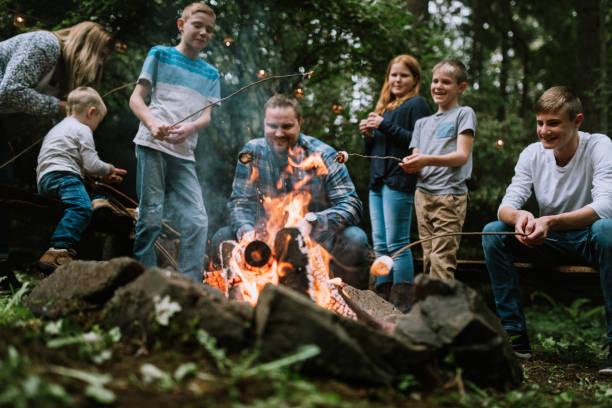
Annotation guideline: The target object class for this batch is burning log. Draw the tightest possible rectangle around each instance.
[238,149,254,164]
[244,240,272,267]
[274,228,309,295]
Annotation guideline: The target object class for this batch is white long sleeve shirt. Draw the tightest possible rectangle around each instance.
[36,117,111,183]
[499,131,612,220]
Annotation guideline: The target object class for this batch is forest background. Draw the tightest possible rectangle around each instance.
[1,0,610,259]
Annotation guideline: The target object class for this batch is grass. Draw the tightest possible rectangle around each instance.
[1,274,612,407]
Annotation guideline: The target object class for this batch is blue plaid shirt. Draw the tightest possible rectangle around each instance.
[229,134,363,238]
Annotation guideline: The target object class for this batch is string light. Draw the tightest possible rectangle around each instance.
[332,104,343,114]
[13,14,25,28]
[224,37,233,47]
[293,88,305,98]
[257,69,267,78]
[495,139,505,149]
[114,42,127,54]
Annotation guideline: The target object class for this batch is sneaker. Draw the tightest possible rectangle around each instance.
[507,330,533,359]
[38,248,76,274]
[598,344,612,375]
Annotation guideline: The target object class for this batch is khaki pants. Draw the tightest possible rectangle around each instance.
[414,190,467,280]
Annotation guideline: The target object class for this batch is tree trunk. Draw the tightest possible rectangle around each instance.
[469,0,485,110]
[576,0,606,132]
[403,0,429,19]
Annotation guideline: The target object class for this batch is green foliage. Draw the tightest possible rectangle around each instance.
[48,365,116,404]
[45,320,122,364]
[0,346,74,407]
[0,282,34,327]
[194,329,342,406]
[526,292,606,363]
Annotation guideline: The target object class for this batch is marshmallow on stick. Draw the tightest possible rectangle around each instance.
[335,151,349,163]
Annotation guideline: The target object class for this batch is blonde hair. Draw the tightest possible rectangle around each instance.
[52,22,112,94]
[432,59,468,84]
[182,2,216,21]
[535,86,583,120]
[67,86,107,117]
[375,55,422,115]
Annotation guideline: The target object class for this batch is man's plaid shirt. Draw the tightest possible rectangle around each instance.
[228,134,363,238]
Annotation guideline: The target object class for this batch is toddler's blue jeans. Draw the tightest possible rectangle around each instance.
[482,219,612,342]
[38,171,102,250]
[133,146,207,282]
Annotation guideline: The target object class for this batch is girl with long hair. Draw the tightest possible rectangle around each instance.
[360,54,431,308]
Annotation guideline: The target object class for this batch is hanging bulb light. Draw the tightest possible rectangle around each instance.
[293,88,305,98]
[257,69,267,79]
[224,37,233,47]
[114,42,127,54]
[332,104,343,114]
[495,139,505,149]
[13,14,25,28]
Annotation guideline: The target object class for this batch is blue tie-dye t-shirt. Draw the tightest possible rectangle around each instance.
[133,46,220,161]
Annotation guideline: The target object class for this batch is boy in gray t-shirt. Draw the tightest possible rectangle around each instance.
[400,59,477,280]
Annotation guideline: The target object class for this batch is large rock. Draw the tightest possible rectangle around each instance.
[392,274,523,388]
[254,283,432,385]
[103,267,253,350]
[25,257,144,318]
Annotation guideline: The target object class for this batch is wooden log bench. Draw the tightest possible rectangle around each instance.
[414,257,602,304]
[454,259,598,274]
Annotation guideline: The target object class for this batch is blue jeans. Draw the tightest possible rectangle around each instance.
[38,171,97,250]
[134,146,207,282]
[482,219,612,342]
[369,186,414,286]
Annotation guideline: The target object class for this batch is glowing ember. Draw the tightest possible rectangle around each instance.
[204,150,356,318]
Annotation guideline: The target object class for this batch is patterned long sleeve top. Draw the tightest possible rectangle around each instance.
[229,134,363,238]
[0,31,62,116]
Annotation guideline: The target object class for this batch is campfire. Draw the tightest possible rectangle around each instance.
[205,148,357,319]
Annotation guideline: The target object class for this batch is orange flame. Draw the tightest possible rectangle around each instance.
[204,152,355,318]
[248,166,259,184]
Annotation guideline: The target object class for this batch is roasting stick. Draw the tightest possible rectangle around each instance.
[87,179,179,270]
[334,151,402,163]
[0,72,314,170]
[171,71,313,127]
[370,231,558,277]
[0,83,139,171]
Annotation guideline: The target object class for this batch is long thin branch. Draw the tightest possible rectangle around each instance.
[391,231,555,259]
[171,71,313,126]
